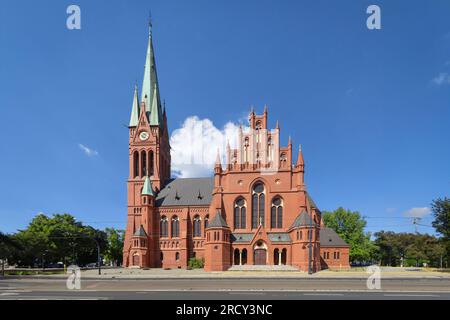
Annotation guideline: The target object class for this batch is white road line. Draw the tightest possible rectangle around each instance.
[384,294,440,297]
[303,293,344,296]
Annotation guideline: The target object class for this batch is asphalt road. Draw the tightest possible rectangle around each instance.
[1,277,449,300]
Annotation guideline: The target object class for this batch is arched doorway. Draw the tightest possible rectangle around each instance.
[253,241,267,265]
[274,249,279,265]
[242,249,247,265]
[132,254,139,266]
[233,249,240,265]
[281,248,287,265]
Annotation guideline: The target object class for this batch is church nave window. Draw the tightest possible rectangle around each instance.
[193,215,201,237]
[234,198,246,229]
[270,197,283,229]
[160,216,168,238]
[251,182,265,228]
[171,216,180,238]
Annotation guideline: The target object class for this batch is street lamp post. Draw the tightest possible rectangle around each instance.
[308,211,313,275]
[94,239,101,275]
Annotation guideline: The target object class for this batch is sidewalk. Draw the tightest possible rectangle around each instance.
[72,267,450,279]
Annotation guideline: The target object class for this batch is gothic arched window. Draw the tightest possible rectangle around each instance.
[193,215,201,237]
[234,198,246,229]
[133,151,139,178]
[160,216,168,238]
[141,151,147,177]
[149,150,154,176]
[171,216,180,238]
[252,182,265,228]
[204,215,209,237]
[271,197,283,228]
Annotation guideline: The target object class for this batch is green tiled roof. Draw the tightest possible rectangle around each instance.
[267,233,292,243]
[141,176,154,196]
[231,233,254,243]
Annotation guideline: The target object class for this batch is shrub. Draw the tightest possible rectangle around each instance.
[188,258,204,269]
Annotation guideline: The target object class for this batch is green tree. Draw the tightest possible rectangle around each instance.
[431,197,450,239]
[0,232,22,275]
[11,213,107,267]
[374,231,445,267]
[322,207,376,263]
[104,228,124,266]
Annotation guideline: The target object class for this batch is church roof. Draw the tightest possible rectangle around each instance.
[319,227,349,247]
[307,193,317,208]
[133,225,148,237]
[267,233,292,243]
[207,211,229,228]
[231,233,254,243]
[289,210,318,229]
[155,178,213,207]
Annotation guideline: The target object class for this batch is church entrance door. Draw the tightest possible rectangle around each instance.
[132,255,139,266]
[254,249,267,265]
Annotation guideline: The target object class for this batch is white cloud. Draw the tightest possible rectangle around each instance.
[78,143,98,157]
[404,207,431,218]
[170,116,247,178]
[432,72,450,86]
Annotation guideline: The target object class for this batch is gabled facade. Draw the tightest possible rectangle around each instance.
[122,24,350,272]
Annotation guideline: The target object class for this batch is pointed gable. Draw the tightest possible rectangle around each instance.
[207,211,229,228]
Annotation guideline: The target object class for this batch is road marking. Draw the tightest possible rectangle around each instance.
[0,293,19,296]
[303,293,344,296]
[384,294,440,297]
[228,292,265,295]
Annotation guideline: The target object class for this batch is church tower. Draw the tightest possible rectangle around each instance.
[123,21,170,267]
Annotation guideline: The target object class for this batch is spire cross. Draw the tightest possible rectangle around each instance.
[148,11,153,37]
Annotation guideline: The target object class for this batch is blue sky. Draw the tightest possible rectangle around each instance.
[0,0,449,235]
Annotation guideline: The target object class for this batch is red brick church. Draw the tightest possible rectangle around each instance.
[123,24,350,272]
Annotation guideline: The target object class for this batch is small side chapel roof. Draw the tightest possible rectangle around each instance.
[141,176,155,196]
[320,227,349,247]
[133,225,148,237]
[290,210,318,229]
[207,211,229,228]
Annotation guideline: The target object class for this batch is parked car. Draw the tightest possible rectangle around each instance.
[86,262,98,268]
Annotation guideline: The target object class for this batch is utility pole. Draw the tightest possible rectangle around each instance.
[412,217,421,234]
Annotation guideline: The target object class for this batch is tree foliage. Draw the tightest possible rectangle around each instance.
[104,228,124,266]
[8,213,107,267]
[373,231,446,267]
[431,197,450,265]
[322,207,377,263]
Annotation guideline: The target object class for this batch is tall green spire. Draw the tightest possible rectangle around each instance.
[141,18,162,122]
[129,84,140,127]
[142,176,155,196]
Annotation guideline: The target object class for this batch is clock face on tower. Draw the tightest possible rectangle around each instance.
[139,131,149,141]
